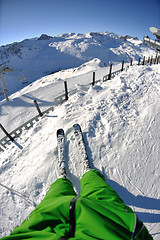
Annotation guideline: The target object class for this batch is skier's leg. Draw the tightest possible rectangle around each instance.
[43,177,77,200]
[80,169,125,205]
[16,177,77,235]
[29,177,77,218]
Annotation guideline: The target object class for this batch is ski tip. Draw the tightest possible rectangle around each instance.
[57,129,64,137]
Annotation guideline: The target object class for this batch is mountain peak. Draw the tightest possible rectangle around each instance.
[37,34,53,40]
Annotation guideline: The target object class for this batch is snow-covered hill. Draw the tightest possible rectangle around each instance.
[0,62,160,238]
[0,31,156,100]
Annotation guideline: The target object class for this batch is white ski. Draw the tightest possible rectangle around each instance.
[73,124,91,171]
[57,129,67,177]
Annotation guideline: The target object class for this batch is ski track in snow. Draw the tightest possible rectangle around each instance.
[0,64,160,238]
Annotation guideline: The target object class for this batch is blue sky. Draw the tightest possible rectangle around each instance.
[0,0,160,45]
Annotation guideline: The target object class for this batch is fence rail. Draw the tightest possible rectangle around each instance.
[0,55,159,152]
[103,68,127,81]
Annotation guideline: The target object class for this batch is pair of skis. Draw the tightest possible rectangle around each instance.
[57,124,91,177]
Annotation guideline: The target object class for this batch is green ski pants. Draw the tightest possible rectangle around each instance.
[1,170,153,239]
[43,169,124,205]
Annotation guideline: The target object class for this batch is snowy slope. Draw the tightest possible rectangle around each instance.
[0,58,127,139]
[0,31,156,100]
[0,63,160,238]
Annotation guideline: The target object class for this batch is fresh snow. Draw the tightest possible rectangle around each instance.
[0,61,160,239]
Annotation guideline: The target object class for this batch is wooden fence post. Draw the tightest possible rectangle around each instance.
[108,64,112,80]
[143,56,145,65]
[92,72,95,86]
[34,100,43,117]
[130,58,133,66]
[0,124,14,142]
[64,81,68,100]
[150,57,152,65]
[138,58,141,66]
[121,60,124,71]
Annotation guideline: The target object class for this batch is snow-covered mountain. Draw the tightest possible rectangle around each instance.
[0,31,156,100]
